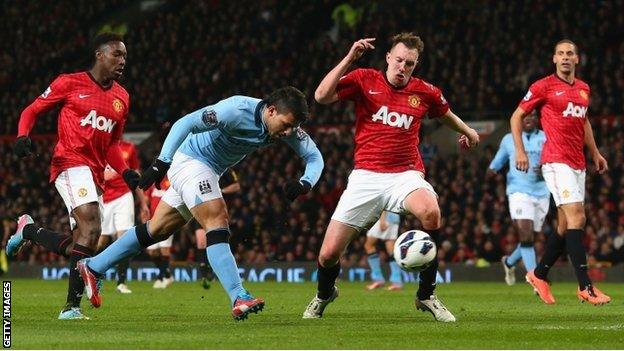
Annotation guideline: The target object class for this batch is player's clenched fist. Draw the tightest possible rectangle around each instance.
[122,169,141,191]
[515,150,529,172]
[347,38,375,63]
[14,136,34,157]
[283,180,311,202]
[139,158,170,190]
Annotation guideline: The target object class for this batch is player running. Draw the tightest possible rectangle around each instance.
[511,40,610,305]
[77,87,324,320]
[304,33,479,322]
[99,139,150,294]
[364,211,404,290]
[8,33,139,320]
[488,112,549,285]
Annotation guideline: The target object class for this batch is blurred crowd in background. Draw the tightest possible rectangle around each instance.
[1,0,623,269]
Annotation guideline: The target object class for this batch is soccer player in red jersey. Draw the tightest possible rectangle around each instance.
[511,40,610,305]
[8,33,140,319]
[99,139,149,294]
[303,33,479,322]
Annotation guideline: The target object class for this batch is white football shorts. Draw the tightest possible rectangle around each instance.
[508,192,550,232]
[541,162,585,206]
[101,191,135,236]
[54,165,104,231]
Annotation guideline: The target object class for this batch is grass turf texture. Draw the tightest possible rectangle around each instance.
[10,279,624,349]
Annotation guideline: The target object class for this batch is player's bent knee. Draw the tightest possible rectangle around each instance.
[318,249,340,267]
[421,208,441,230]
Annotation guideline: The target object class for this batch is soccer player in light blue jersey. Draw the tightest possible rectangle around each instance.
[488,113,549,285]
[77,87,324,320]
[364,211,404,291]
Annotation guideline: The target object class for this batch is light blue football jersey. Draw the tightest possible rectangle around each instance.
[158,95,323,186]
[489,130,549,198]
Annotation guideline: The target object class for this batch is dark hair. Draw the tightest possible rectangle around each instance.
[91,32,124,53]
[265,86,309,123]
[391,32,424,54]
[554,39,578,54]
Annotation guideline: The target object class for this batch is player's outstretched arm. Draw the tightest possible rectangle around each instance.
[488,136,511,173]
[438,110,479,148]
[315,38,375,104]
[583,118,608,174]
[281,129,324,201]
[510,106,529,172]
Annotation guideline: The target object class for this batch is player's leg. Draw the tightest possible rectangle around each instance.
[195,228,214,289]
[80,198,188,307]
[302,219,360,318]
[403,185,455,323]
[385,239,403,290]
[364,224,385,289]
[191,197,264,320]
[157,244,173,288]
[112,192,136,293]
[147,247,163,288]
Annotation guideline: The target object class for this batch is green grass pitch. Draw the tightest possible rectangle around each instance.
[8,279,624,349]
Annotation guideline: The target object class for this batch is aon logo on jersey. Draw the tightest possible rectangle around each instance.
[371,106,414,130]
[562,102,587,118]
[80,110,117,132]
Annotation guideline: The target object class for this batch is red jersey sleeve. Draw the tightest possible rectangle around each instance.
[106,141,129,175]
[518,81,546,113]
[336,69,365,101]
[427,85,450,118]
[128,143,140,170]
[18,74,69,136]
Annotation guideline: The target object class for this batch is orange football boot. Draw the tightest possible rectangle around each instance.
[577,285,611,305]
[525,270,555,304]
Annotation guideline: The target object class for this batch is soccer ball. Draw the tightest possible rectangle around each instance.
[393,230,437,272]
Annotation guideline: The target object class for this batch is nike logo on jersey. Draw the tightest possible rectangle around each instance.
[555,91,564,96]
[78,94,91,99]
[368,90,382,95]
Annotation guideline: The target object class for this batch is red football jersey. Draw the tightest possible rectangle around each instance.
[144,177,171,215]
[518,74,590,170]
[336,68,449,173]
[103,140,140,203]
[23,72,129,188]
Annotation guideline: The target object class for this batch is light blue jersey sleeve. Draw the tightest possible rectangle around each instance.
[157,97,241,163]
[281,128,324,187]
[385,211,401,225]
[489,134,511,172]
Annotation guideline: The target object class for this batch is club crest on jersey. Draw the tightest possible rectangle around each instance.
[579,90,588,100]
[408,95,421,108]
[295,127,308,141]
[41,86,51,98]
[77,188,88,197]
[562,102,587,118]
[371,106,414,130]
[202,109,218,127]
[113,99,124,113]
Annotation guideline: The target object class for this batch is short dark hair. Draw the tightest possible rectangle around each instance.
[91,32,124,53]
[265,86,309,123]
[554,39,578,54]
[391,32,424,55]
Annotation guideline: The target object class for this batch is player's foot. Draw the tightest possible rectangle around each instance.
[302,287,339,319]
[7,214,34,257]
[153,279,163,288]
[201,277,211,290]
[501,256,516,286]
[366,281,385,290]
[77,259,103,308]
[415,295,456,322]
[577,285,611,305]
[525,269,555,304]
[161,277,174,288]
[116,283,132,294]
[58,306,90,320]
[232,290,265,321]
[386,283,403,291]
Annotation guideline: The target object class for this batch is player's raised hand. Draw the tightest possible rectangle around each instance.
[139,158,170,190]
[346,38,375,63]
[593,153,608,174]
[283,180,311,202]
[515,150,529,172]
[14,136,34,158]
[459,129,479,150]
